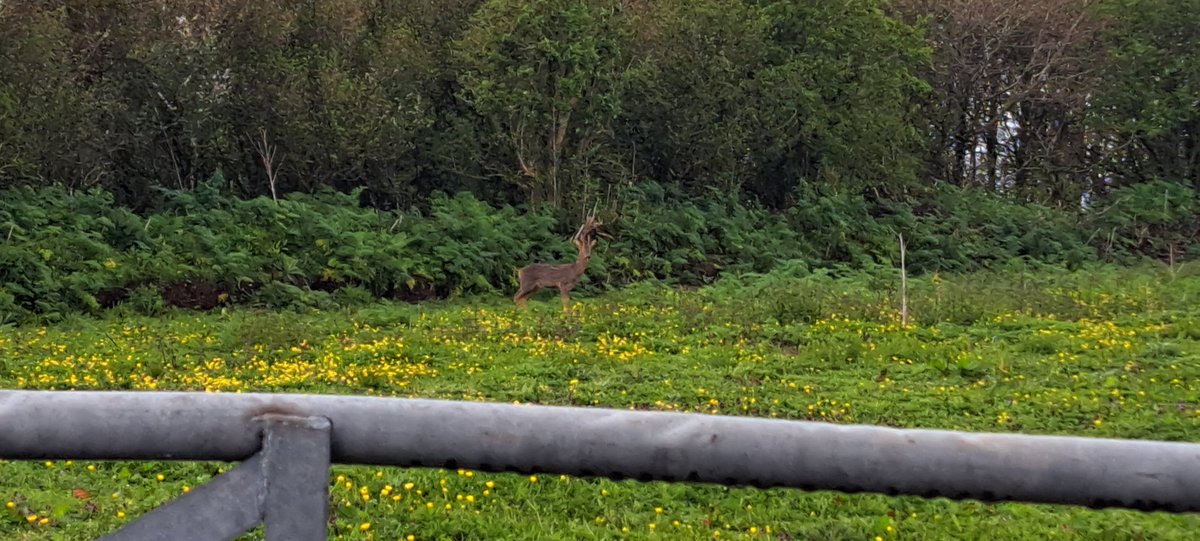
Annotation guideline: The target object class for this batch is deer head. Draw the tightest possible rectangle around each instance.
[572,232,596,262]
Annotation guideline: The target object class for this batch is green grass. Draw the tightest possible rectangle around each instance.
[2,265,1200,540]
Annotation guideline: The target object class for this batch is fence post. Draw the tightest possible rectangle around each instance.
[260,414,332,541]
[98,415,331,541]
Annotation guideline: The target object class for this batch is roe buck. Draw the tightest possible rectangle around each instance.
[513,215,608,310]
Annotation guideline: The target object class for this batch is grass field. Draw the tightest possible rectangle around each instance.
[3,265,1200,540]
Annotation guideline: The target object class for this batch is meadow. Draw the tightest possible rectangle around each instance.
[2,264,1200,540]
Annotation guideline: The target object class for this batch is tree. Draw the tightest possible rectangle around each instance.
[893,0,1106,204]
[0,4,107,191]
[750,0,930,203]
[618,0,771,194]
[1091,0,1200,193]
[453,0,635,207]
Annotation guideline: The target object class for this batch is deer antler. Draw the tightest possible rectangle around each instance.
[572,221,589,246]
[587,206,613,240]
[573,211,606,244]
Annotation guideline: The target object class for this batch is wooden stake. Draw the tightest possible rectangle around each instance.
[899,233,909,327]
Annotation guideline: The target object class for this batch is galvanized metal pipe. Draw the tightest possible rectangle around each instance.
[2,390,1199,512]
[97,414,332,541]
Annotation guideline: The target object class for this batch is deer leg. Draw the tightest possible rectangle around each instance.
[559,286,572,312]
[514,285,538,308]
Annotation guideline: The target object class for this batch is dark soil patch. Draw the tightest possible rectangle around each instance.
[162,281,223,310]
[393,279,439,303]
[95,287,131,308]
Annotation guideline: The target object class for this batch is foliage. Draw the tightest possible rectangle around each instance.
[892,0,1105,202]
[0,180,1179,324]
[1090,0,1200,192]
[0,186,140,323]
[2,0,1196,256]
[453,0,635,206]
[898,186,1095,272]
[0,5,107,188]
[619,0,930,203]
[748,0,930,201]
[780,183,1095,273]
[596,182,807,284]
[1086,180,1200,261]
[0,0,930,210]
[619,0,772,193]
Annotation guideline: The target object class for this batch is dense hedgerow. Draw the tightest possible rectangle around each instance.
[0,178,1192,325]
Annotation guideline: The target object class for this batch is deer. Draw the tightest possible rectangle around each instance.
[513,213,609,311]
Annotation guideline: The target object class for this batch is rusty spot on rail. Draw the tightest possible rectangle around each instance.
[247,405,307,423]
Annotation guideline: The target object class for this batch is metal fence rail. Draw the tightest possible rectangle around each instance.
[2,390,1199,539]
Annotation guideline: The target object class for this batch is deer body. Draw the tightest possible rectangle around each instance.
[514,215,605,310]
[512,259,589,309]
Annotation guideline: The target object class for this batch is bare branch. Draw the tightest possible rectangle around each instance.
[251,127,284,202]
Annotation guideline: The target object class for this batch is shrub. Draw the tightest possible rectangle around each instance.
[2,179,1177,325]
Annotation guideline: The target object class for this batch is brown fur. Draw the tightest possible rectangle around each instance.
[513,216,604,311]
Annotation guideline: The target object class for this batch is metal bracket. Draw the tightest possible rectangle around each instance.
[98,415,332,541]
